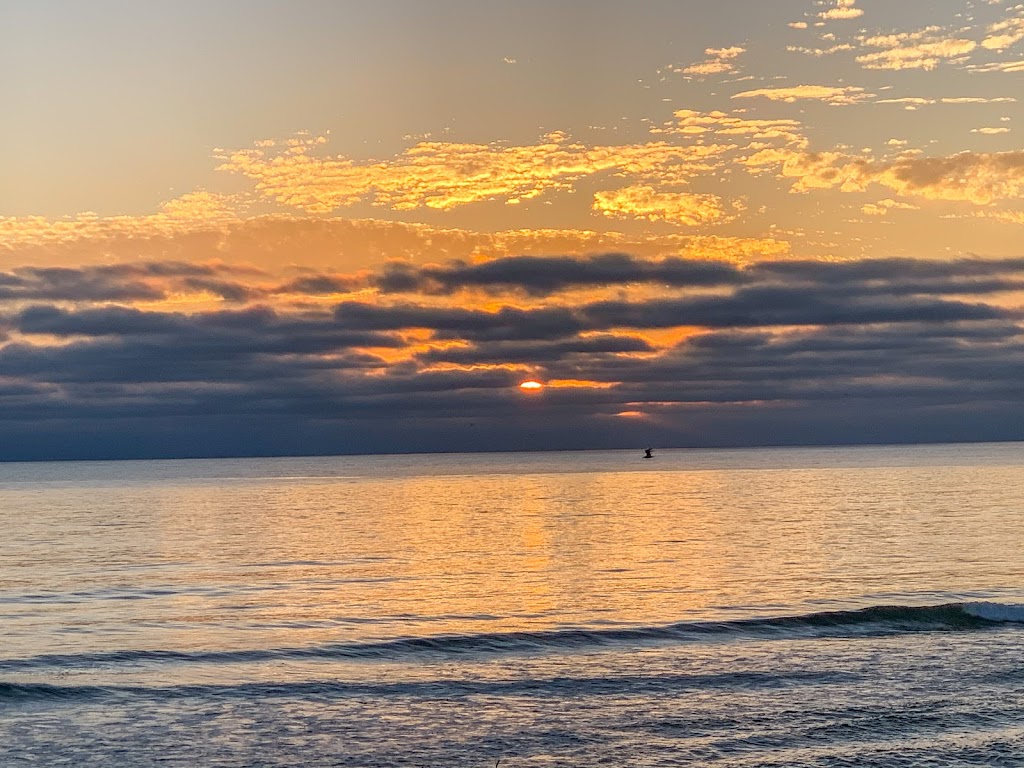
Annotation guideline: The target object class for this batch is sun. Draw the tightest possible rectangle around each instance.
[519,380,544,391]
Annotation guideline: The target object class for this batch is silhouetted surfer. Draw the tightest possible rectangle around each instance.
[643,448,653,459]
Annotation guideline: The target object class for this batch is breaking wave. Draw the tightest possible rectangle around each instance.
[0,602,1019,676]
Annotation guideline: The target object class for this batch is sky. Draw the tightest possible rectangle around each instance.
[2,0,1024,460]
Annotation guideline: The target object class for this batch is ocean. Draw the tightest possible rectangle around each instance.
[2,443,1023,766]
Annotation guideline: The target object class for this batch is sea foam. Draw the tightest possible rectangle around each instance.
[962,601,1024,623]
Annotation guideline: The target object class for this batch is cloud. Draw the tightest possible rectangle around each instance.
[332,301,586,342]
[968,59,1024,72]
[819,0,864,21]
[753,148,1024,205]
[862,199,919,216]
[856,27,977,70]
[786,43,856,56]
[875,96,1017,107]
[13,304,404,355]
[675,46,745,77]
[0,191,243,253]
[665,110,807,146]
[983,210,1024,225]
[3,109,815,275]
[0,211,790,272]
[981,15,1024,50]
[216,131,731,215]
[1,253,1023,458]
[732,85,871,105]
[579,288,1004,330]
[363,253,1024,303]
[334,257,1019,338]
[211,108,817,226]
[593,321,1024,415]
[875,97,935,108]
[592,185,727,225]
[940,96,1017,104]
[415,334,654,366]
[373,253,745,296]
[0,262,255,304]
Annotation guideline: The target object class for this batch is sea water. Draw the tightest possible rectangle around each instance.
[1,443,1023,766]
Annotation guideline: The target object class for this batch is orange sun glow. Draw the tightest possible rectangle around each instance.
[519,380,544,391]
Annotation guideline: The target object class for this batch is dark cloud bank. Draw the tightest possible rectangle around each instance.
[1,254,1023,461]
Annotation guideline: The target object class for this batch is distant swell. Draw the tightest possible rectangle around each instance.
[0,603,1019,675]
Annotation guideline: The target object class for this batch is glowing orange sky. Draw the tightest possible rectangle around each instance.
[3,0,1024,272]
[2,1,1024,459]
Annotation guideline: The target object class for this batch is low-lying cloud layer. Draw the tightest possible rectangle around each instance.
[0,252,1021,459]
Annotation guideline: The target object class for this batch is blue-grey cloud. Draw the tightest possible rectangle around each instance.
[1,254,1024,460]
[375,253,745,296]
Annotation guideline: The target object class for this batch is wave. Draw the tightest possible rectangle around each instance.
[0,602,1019,673]
[0,669,854,704]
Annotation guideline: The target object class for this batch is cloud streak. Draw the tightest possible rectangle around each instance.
[732,85,872,105]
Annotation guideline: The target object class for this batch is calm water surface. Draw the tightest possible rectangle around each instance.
[2,443,1023,766]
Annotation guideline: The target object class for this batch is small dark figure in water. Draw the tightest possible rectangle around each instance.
[643,448,653,458]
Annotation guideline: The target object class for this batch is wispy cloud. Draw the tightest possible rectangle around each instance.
[216,132,730,214]
[876,96,1016,107]
[856,27,977,70]
[591,186,728,226]
[819,0,864,21]
[786,42,856,56]
[968,59,1024,72]
[862,199,919,216]
[0,209,791,273]
[981,15,1024,51]
[732,85,872,105]
[674,46,746,77]
[756,148,1024,205]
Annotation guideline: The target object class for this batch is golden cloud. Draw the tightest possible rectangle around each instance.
[592,185,726,226]
[216,132,732,215]
[819,0,864,21]
[0,207,791,272]
[861,199,919,216]
[209,109,816,235]
[945,209,1024,226]
[856,27,976,70]
[764,149,1024,205]
[676,46,745,77]
[968,60,1024,73]
[0,190,242,252]
[982,16,1024,51]
[988,210,1024,225]
[667,110,808,146]
[732,85,871,105]
[786,43,856,56]
[876,96,1016,107]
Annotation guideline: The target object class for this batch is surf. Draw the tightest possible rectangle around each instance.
[0,603,1020,673]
